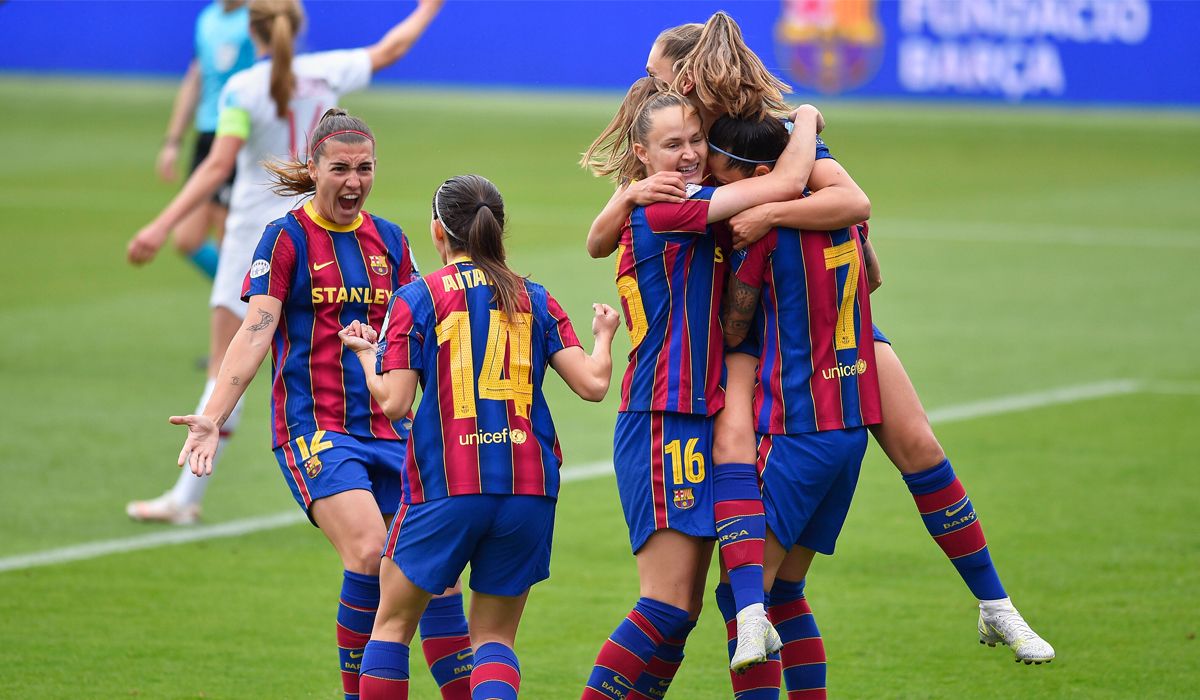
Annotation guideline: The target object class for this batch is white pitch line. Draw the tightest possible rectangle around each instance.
[0,378,1168,574]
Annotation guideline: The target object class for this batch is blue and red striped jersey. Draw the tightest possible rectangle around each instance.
[378,259,582,504]
[241,201,420,447]
[615,185,730,416]
[732,225,882,434]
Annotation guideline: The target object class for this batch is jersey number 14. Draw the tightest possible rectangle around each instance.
[436,310,534,419]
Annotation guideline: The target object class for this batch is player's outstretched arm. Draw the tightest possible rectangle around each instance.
[707,105,822,224]
[729,159,871,250]
[341,320,419,420]
[157,60,201,183]
[170,295,281,475]
[367,0,445,72]
[586,172,687,258]
[550,303,620,402]
[129,134,243,265]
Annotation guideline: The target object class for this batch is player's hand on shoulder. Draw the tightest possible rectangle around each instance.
[788,104,825,134]
[592,303,620,338]
[729,203,774,251]
[626,171,687,205]
[168,414,219,476]
[339,320,380,354]
[127,223,169,265]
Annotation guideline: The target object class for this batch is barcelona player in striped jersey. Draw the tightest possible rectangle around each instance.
[340,174,619,700]
[169,111,472,700]
[705,114,880,699]
[578,78,824,699]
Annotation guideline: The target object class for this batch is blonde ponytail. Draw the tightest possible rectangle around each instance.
[675,11,791,120]
[249,0,305,118]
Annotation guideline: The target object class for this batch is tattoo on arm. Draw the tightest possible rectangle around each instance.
[723,277,761,339]
[247,310,274,333]
[231,376,241,386]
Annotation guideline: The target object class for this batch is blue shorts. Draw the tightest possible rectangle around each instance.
[273,430,405,525]
[614,411,716,553]
[383,494,556,597]
[757,428,868,555]
[872,323,891,345]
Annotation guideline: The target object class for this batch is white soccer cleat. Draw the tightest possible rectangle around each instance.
[978,605,1055,664]
[125,492,201,526]
[730,613,782,672]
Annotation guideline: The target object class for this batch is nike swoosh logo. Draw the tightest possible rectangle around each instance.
[349,651,364,659]
[945,502,968,517]
[613,675,634,690]
[314,261,335,271]
[456,651,472,660]
[716,519,743,532]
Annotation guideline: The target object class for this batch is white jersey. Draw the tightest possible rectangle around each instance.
[210,49,372,316]
[217,48,372,242]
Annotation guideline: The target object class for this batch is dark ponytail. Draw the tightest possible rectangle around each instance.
[707,114,789,179]
[433,175,527,320]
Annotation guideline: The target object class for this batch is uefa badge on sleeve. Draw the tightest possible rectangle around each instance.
[673,488,695,510]
[249,259,271,278]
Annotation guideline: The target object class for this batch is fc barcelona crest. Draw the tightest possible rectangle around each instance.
[775,0,884,95]
[305,455,323,479]
[673,488,695,510]
[370,255,390,276]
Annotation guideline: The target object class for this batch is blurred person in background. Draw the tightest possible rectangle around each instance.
[127,0,254,278]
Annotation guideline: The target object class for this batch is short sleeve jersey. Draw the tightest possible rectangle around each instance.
[241,202,420,448]
[614,185,730,416]
[732,225,882,434]
[216,49,373,240]
[378,261,582,504]
[194,1,254,132]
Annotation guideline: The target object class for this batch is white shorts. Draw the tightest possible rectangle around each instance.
[210,225,260,318]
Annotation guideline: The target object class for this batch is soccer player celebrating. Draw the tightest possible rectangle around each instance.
[169,110,473,700]
[338,174,620,700]
[578,79,824,700]
[128,0,255,278]
[125,0,443,526]
[589,10,1054,667]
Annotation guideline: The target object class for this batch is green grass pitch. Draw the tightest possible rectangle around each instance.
[0,75,1198,698]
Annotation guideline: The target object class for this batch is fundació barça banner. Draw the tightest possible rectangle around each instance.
[0,0,1196,106]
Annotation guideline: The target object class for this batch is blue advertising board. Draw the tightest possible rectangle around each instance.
[0,0,1195,106]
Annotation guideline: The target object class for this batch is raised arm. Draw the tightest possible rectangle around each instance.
[341,320,419,420]
[729,158,871,250]
[128,133,242,265]
[170,295,281,475]
[706,106,821,223]
[587,172,687,258]
[157,60,201,182]
[550,303,620,401]
[367,0,445,72]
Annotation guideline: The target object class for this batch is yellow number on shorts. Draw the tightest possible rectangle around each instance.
[615,245,648,348]
[436,310,535,419]
[665,438,705,485]
[296,430,333,460]
[823,240,862,350]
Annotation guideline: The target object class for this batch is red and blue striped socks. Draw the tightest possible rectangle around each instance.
[714,463,768,616]
[338,570,382,699]
[470,642,521,700]
[360,640,410,700]
[903,459,1007,601]
[582,597,689,700]
[769,579,825,700]
[717,582,781,699]
[628,619,696,699]
[419,593,473,699]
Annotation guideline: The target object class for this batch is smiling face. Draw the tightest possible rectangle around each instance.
[632,105,707,184]
[307,139,375,226]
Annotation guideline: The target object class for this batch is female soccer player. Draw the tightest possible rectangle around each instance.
[577,81,823,699]
[337,174,620,700]
[127,0,255,278]
[126,0,443,527]
[170,110,474,700]
[589,11,1054,667]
